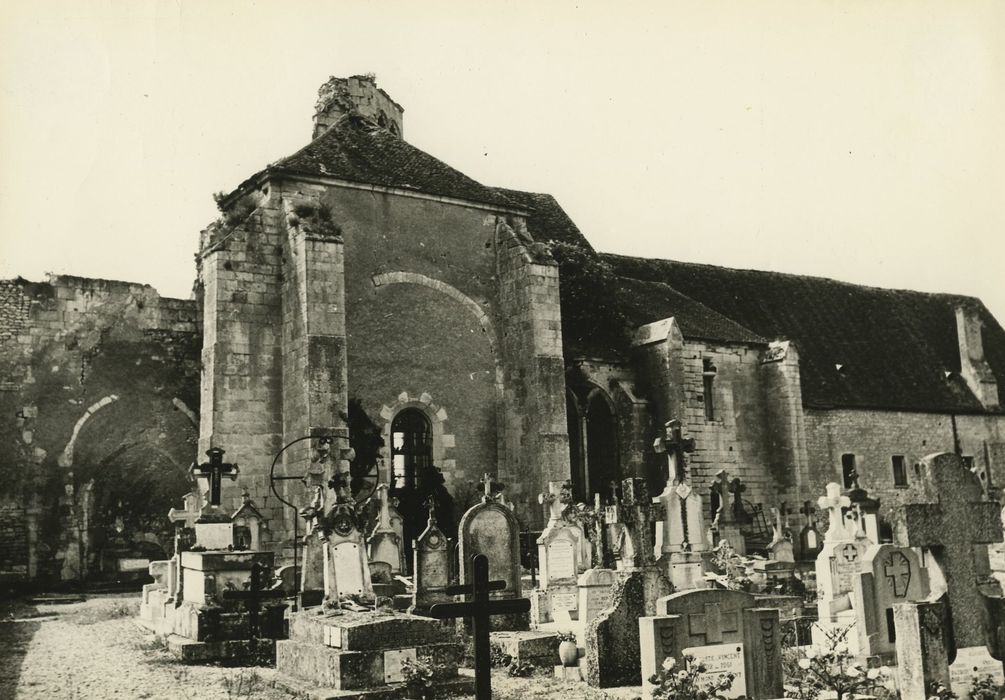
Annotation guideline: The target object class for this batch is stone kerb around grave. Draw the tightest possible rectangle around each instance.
[643,588,783,700]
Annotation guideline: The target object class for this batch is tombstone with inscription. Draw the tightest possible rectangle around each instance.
[457,474,526,630]
[753,507,795,586]
[639,588,783,700]
[850,543,930,660]
[812,482,870,651]
[411,498,451,613]
[531,480,586,624]
[893,452,1005,684]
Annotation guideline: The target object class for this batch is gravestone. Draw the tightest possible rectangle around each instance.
[323,501,374,602]
[796,501,822,561]
[411,499,451,612]
[532,480,586,624]
[368,484,404,575]
[893,452,1003,649]
[851,543,930,659]
[190,447,240,549]
[458,474,526,629]
[231,489,266,550]
[584,566,672,688]
[949,645,1005,696]
[813,482,870,650]
[711,469,746,554]
[893,599,953,700]
[578,567,616,625]
[639,588,783,700]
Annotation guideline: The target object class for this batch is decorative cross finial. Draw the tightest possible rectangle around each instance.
[424,495,438,525]
[655,419,696,484]
[190,447,239,508]
[817,482,851,541]
[479,473,494,502]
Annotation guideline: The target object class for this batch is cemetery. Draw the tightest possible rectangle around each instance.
[7,431,1005,698]
[2,57,1004,699]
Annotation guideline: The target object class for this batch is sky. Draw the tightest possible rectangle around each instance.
[1,0,1003,323]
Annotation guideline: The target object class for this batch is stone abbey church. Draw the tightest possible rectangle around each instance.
[2,74,1004,584]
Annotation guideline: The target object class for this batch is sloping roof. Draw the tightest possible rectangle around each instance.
[489,188,594,250]
[603,253,1005,413]
[613,276,766,345]
[269,114,519,210]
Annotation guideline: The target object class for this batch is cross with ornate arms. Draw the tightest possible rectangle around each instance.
[654,419,696,484]
[896,453,1003,648]
[190,447,239,513]
[426,554,531,700]
[817,482,851,541]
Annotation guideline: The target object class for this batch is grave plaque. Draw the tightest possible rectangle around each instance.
[331,542,366,596]
[949,646,1005,693]
[579,568,615,623]
[459,475,522,603]
[683,643,747,698]
[548,538,576,581]
[383,648,418,684]
[551,590,577,611]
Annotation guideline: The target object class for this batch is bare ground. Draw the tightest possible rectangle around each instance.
[0,594,641,700]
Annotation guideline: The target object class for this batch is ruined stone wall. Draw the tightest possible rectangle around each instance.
[804,407,1005,516]
[0,275,200,583]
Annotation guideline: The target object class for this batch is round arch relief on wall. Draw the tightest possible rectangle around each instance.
[378,391,456,486]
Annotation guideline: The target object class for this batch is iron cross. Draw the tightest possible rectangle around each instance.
[191,447,239,507]
[426,554,530,700]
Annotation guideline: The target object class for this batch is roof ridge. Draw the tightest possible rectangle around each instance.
[600,251,982,304]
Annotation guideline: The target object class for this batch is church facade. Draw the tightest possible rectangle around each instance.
[2,75,1003,582]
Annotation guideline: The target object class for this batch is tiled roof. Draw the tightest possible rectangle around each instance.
[603,254,1005,413]
[489,188,594,250]
[270,115,518,210]
[613,276,766,345]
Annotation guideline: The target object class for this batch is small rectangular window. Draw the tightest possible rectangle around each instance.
[841,454,857,488]
[892,455,907,487]
[962,455,975,470]
[702,358,717,421]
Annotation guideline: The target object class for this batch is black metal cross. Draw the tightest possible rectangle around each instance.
[191,447,239,507]
[221,560,286,638]
[426,554,530,699]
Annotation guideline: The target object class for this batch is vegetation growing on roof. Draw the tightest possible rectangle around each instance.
[549,241,632,357]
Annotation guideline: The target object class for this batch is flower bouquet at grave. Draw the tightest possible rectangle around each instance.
[782,625,893,700]
[401,657,436,700]
[648,655,736,700]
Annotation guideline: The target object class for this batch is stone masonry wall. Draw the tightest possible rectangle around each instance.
[804,407,1005,517]
[0,275,200,582]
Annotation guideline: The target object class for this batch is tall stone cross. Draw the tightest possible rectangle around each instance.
[538,481,566,527]
[654,419,696,485]
[623,477,662,566]
[191,447,239,510]
[817,482,852,542]
[168,489,203,530]
[895,452,1003,649]
[728,478,747,523]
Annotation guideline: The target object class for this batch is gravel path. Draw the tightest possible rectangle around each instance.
[1,594,288,700]
[0,593,644,700]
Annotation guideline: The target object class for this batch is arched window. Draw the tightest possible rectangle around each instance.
[567,386,620,501]
[390,408,432,490]
[585,390,619,499]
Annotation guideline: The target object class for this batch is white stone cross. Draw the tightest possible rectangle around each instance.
[538,481,565,526]
[817,482,851,542]
[168,489,203,530]
[375,483,393,530]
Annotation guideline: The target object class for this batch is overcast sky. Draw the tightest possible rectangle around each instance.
[2,0,1003,323]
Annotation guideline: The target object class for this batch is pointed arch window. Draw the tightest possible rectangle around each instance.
[567,386,620,501]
